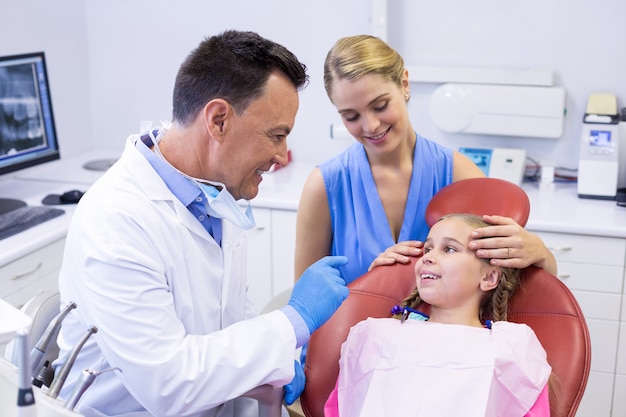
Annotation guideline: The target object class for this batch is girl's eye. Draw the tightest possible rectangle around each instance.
[423,247,432,254]
[444,246,457,253]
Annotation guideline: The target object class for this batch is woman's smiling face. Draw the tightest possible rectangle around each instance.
[330,73,411,154]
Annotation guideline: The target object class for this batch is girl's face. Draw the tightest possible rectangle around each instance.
[415,217,499,318]
[330,72,412,155]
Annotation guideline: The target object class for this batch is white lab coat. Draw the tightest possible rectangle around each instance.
[55,137,296,417]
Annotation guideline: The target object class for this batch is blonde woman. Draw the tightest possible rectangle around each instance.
[295,35,557,286]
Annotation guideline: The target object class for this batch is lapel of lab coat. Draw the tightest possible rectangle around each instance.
[125,137,246,325]
[124,137,221,244]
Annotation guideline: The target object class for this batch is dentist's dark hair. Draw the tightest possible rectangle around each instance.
[172,29,309,127]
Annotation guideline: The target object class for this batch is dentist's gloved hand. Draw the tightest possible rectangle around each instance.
[283,360,305,405]
[288,256,349,333]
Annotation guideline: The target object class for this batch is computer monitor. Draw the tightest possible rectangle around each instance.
[0,52,60,214]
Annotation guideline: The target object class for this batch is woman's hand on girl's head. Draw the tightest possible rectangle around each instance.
[468,214,557,276]
[367,240,423,271]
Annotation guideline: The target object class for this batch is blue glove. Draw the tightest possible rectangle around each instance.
[288,256,349,333]
[283,360,305,405]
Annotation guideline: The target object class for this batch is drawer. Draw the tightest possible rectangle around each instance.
[613,374,626,417]
[571,290,621,321]
[587,318,619,373]
[533,231,626,267]
[577,371,614,417]
[0,239,65,302]
[617,322,626,374]
[3,269,60,308]
[556,261,623,294]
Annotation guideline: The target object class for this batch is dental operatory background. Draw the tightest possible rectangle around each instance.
[0,0,624,175]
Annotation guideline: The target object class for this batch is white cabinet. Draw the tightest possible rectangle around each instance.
[532,231,625,417]
[270,209,298,297]
[0,238,65,308]
[615,296,626,416]
[246,207,297,311]
[246,208,273,311]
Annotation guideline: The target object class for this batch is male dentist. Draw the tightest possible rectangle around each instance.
[55,30,348,417]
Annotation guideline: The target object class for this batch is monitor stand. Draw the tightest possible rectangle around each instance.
[0,198,27,215]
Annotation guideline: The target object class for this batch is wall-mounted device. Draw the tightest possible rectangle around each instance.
[459,147,527,186]
[429,84,566,138]
[577,93,620,200]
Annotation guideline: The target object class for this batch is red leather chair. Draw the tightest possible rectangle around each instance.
[301,178,591,417]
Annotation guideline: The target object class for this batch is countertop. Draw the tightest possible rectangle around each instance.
[523,181,626,238]
[3,154,626,269]
[254,162,626,238]
[250,162,316,211]
[0,150,120,266]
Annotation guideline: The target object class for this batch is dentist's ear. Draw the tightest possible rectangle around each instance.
[481,269,501,292]
[202,99,231,142]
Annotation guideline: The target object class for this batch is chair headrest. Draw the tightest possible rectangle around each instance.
[425,177,530,227]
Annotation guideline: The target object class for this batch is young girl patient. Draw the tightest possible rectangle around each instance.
[324,214,552,417]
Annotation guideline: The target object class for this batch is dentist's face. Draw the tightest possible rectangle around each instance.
[221,71,298,200]
[330,73,411,155]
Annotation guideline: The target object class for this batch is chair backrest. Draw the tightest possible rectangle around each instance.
[301,178,591,417]
[424,176,531,227]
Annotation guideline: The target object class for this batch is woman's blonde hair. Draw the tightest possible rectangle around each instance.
[323,35,405,101]
[395,213,522,323]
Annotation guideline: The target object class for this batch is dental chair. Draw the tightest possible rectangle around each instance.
[301,177,591,417]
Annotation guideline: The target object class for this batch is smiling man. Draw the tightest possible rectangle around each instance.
[55,30,350,417]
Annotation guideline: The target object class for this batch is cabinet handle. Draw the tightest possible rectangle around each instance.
[252,226,266,231]
[11,262,43,280]
[548,246,573,252]
[558,274,571,280]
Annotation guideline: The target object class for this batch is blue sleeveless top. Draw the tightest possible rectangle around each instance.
[319,134,453,284]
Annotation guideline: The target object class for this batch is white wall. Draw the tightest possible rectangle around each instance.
[2,1,625,170]
[84,0,371,163]
[0,0,91,158]
[388,0,626,170]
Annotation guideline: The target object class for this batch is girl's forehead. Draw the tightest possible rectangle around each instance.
[430,217,473,236]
